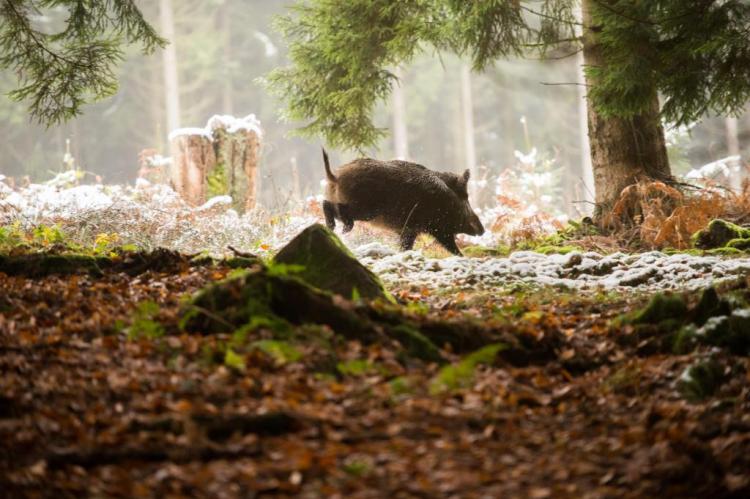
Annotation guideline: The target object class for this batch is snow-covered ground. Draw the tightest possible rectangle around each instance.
[356,245,750,293]
[3,175,750,293]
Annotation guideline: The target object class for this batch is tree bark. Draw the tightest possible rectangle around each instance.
[581,0,671,218]
[575,6,595,216]
[210,121,262,211]
[170,133,215,206]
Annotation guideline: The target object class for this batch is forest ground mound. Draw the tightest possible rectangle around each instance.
[1,246,749,497]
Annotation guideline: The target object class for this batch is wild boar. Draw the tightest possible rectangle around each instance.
[321,149,484,255]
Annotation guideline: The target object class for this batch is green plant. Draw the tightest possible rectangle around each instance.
[250,340,303,365]
[127,300,165,341]
[430,343,506,394]
[224,347,246,371]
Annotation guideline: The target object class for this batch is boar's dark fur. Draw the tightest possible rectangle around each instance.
[321,149,484,255]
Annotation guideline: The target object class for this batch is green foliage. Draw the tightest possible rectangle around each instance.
[587,1,750,127]
[337,359,382,377]
[224,347,246,371]
[430,343,506,394]
[32,224,65,246]
[127,300,165,341]
[251,339,303,365]
[341,459,371,477]
[388,376,412,397]
[0,0,166,124]
[265,0,574,150]
[0,222,26,250]
[269,0,750,151]
[405,300,429,316]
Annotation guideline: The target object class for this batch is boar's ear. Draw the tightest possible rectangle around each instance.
[461,169,470,184]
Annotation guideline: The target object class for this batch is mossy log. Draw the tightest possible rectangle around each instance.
[0,249,259,278]
[0,253,113,278]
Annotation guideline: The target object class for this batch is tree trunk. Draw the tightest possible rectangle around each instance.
[575,6,595,216]
[581,0,671,217]
[160,0,181,135]
[169,132,215,206]
[391,66,409,160]
[460,64,478,205]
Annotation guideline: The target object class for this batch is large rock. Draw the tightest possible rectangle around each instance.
[273,224,392,302]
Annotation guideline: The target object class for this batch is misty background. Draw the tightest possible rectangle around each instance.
[1,0,749,215]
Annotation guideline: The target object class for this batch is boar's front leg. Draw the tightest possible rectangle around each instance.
[399,230,417,251]
[323,201,336,230]
[434,232,462,256]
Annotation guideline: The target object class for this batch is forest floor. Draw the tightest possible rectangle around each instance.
[2,248,750,498]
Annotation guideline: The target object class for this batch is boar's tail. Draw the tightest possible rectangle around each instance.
[322,147,337,183]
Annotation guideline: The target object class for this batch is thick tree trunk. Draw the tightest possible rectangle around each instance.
[575,6,595,216]
[581,0,671,217]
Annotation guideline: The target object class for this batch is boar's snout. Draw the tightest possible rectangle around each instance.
[465,210,484,236]
[471,215,485,236]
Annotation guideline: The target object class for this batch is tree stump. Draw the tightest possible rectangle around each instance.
[207,115,262,212]
[166,115,262,211]
[168,129,215,206]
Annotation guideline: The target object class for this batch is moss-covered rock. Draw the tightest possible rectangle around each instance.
[618,293,688,326]
[692,219,750,250]
[274,224,392,302]
[181,266,445,362]
[678,358,725,402]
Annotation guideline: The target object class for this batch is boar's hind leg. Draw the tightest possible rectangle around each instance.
[337,204,354,233]
[399,230,417,251]
[434,233,462,256]
[323,201,336,230]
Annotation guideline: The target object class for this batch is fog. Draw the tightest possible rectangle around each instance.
[1,0,748,215]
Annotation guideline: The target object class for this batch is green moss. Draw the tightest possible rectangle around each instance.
[534,245,582,255]
[616,293,688,326]
[207,162,229,198]
[692,219,750,249]
[678,358,725,402]
[461,245,511,258]
[389,324,443,363]
[0,253,113,277]
[706,247,743,256]
[726,238,750,251]
[274,224,393,302]
[429,343,506,394]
